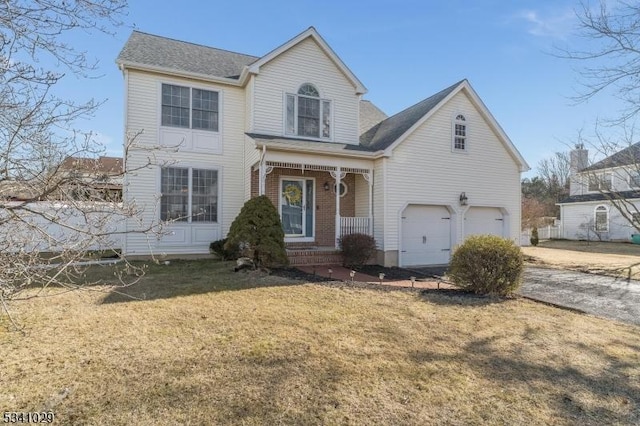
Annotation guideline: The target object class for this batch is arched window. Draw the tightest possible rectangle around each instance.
[285,83,331,139]
[298,83,319,97]
[453,114,467,151]
[594,205,609,232]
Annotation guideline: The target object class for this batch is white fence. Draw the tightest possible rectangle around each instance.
[0,201,125,253]
[521,225,561,246]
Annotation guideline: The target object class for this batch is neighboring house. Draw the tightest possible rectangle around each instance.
[58,156,123,201]
[559,144,640,241]
[116,27,529,266]
[0,156,123,202]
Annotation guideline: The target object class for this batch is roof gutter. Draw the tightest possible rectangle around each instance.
[253,140,387,159]
[115,60,245,87]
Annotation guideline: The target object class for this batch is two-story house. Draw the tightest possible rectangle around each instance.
[116,27,529,266]
[559,143,640,241]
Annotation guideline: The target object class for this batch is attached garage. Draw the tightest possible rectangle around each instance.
[464,207,504,238]
[401,205,452,266]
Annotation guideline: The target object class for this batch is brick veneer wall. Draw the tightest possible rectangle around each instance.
[251,168,356,246]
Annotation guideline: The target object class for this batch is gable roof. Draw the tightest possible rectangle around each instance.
[582,142,640,172]
[116,31,259,80]
[359,80,529,172]
[359,100,388,136]
[116,28,366,94]
[246,27,367,95]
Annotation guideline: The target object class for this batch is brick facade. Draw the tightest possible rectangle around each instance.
[251,168,356,246]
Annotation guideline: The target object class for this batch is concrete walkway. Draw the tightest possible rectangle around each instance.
[296,264,454,290]
[522,266,640,326]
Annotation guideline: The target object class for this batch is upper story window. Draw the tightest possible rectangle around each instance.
[629,171,640,188]
[285,83,331,139]
[453,114,467,151]
[161,84,219,132]
[588,173,612,192]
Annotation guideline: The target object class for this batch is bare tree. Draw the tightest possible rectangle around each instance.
[0,1,161,329]
[559,0,640,122]
[538,152,571,194]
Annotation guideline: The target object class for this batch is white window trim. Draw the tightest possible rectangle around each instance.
[283,88,333,142]
[451,112,469,153]
[279,176,316,243]
[158,80,223,134]
[159,165,221,224]
[594,204,609,232]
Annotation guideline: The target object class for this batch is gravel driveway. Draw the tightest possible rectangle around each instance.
[522,266,640,326]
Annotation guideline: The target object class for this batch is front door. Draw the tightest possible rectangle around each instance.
[280,178,314,239]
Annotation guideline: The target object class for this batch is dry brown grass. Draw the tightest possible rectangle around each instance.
[523,240,640,278]
[1,260,639,425]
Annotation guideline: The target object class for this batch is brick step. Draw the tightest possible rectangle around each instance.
[286,249,343,266]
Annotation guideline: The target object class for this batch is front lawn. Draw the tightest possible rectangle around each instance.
[1,260,639,425]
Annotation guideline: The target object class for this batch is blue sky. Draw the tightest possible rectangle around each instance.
[61,0,624,176]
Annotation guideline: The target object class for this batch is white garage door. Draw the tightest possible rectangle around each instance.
[465,207,504,238]
[401,205,451,266]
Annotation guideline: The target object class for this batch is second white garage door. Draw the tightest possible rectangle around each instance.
[401,205,451,266]
[464,207,504,238]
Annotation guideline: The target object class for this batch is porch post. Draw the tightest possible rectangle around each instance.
[258,163,265,196]
[258,146,267,196]
[335,166,341,248]
[366,170,373,236]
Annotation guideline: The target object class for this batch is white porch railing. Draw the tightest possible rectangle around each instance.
[340,216,371,237]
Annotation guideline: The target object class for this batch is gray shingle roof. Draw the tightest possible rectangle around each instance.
[360,80,465,150]
[559,190,640,204]
[117,31,259,79]
[359,100,387,136]
[583,142,640,172]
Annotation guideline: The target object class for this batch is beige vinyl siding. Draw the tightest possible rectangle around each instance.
[373,158,385,249]
[383,90,521,254]
[124,70,246,255]
[252,38,360,144]
[244,76,260,200]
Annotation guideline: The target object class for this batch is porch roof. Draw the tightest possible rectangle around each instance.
[246,133,384,159]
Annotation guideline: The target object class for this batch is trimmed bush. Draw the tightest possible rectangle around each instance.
[448,235,524,296]
[530,227,539,247]
[339,233,377,268]
[209,238,239,260]
[225,195,288,268]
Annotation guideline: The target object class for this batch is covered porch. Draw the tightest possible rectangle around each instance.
[252,158,373,250]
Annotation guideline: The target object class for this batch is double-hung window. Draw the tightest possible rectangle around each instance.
[162,84,219,132]
[630,172,640,189]
[588,173,612,191]
[161,167,218,222]
[285,83,331,139]
[453,114,467,151]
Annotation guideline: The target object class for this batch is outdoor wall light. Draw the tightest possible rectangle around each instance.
[324,181,330,191]
[459,192,468,206]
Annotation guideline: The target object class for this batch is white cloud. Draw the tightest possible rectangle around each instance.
[516,8,576,39]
